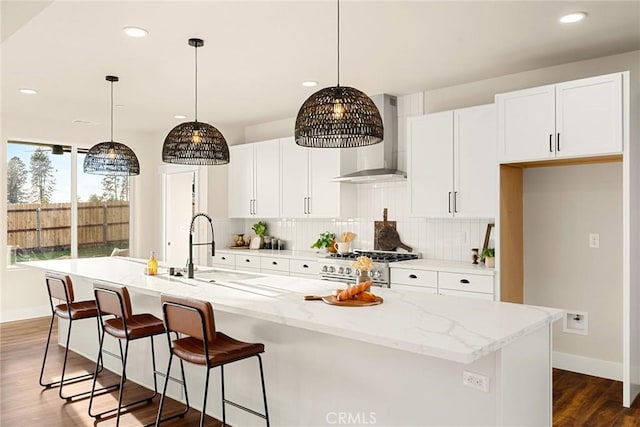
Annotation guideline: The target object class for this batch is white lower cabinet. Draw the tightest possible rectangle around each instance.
[234,254,261,271]
[289,259,320,277]
[391,265,495,300]
[211,252,235,268]
[260,256,290,274]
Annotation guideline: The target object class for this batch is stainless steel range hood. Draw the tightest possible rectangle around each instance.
[331,94,405,183]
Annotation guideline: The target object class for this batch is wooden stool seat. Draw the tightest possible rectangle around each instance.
[172,333,264,366]
[54,300,99,320]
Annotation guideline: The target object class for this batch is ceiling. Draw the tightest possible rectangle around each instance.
[2,1,639,139]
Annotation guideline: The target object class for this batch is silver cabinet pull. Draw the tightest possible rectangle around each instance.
[448,192,452,213]
[454,191,458,213]
[307,197,312,214]
[549,134,553,152]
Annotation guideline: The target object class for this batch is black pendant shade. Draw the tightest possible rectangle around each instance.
[162,121,229,165]
[295,86,383,148]
[84,141,140,176]
[294,0,383,149]
[162,38,229,165]
[84,75,140,176]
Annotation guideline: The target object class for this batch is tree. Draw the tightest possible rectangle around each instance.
[29,148,56,204]
[7,156,28,203]
[101,175,129,201]
[87,193,103,203]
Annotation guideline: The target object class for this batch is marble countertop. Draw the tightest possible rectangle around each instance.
[217,248,326,261]
[393,259,496,276]
[25,257,560,364]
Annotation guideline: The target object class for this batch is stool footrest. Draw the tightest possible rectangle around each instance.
[223,398,268,420]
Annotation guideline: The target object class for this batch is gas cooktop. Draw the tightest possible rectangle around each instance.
[326,250,419,263]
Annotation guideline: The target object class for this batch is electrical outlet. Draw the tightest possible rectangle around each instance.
[462,370,490,392]
[589,233,599,248]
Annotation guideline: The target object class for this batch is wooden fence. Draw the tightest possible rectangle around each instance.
[7,201,129,250]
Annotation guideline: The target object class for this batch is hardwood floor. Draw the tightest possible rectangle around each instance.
[3,317,640,426]
[553,369,640,426]
[0,317,221,426]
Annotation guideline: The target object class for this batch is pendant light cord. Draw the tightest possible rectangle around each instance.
[110,79,114,142]
[194,43,198,122]
[337,0,340,87]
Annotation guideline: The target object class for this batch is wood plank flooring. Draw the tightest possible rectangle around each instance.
[3,316,640,426]
[0,316,221,426]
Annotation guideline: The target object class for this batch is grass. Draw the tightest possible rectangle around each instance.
[11,245,127,263]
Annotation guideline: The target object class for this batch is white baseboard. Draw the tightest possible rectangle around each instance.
[0,305,50,323]
[553,351,622,381]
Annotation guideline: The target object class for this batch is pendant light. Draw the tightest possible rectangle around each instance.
[162,38,230,165]
[83,76,140,176]
[295,0,383,148]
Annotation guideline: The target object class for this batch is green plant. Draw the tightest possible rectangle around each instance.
[252,221,267,236]
[311,231,335,249]
[482,248,495,258]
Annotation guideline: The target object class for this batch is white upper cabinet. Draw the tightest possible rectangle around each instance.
[409,111,454,217]
[409,104,496,218]
[280,137,356,218]
[497,72,623,163]
[228,139,280,218]
[455,104,497,218]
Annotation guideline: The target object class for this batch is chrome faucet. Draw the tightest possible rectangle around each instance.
[188,212,215,279]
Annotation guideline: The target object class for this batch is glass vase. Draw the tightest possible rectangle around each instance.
[356,270,371,288]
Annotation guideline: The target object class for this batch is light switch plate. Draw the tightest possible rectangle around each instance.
[589,233,599,248]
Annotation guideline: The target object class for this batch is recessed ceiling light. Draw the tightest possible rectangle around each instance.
[302,81,318,87]
[123,26,149,38]
[174,114,187,119]
[19,88,38,95]
[559,12,587,24]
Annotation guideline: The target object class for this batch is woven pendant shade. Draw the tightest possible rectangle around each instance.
[84,141,140,175]
[84,75,140,176]
[162,121,229,165]
[162,38,229,165]
[295,86,384,148]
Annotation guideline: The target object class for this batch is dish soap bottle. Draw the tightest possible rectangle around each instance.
[147,251,158,275]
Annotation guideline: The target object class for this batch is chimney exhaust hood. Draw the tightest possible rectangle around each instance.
[331,94,406,183]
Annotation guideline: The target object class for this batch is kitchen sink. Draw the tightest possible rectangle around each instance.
[194,269,263,283]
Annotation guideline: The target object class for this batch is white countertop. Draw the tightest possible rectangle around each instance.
[217,248,326,261]
[25,257,560,364]
[393,258,496,275]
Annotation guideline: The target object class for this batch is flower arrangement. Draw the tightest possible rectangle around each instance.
[311,231,335,249]
[352,256,374,272]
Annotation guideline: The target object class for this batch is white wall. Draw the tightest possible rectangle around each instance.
[523,163,623,368]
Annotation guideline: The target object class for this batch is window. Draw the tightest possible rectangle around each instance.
[6,141,130,264]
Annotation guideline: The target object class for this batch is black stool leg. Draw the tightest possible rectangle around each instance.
[154,352,173,426]
[221,364,226,426]
[154,333,189,426]
[113,339,130,426]
[38,314,56,387]
[257,355,270,427]
[201,366,211,427]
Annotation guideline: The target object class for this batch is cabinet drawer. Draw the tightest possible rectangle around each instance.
[390,268,438,287]
[211,253,235,268]
[438,272,493,294]
[260,256,290,273]
[392,283,437,295]
[290,259,320,276]
[234,254,261,270]
[439,289,494,301]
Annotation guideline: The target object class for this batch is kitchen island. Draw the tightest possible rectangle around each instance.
[26,257,562,426]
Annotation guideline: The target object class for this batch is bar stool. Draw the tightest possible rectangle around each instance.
[88,282,185,426]
[156,294,270,427]
[39,271,103,400]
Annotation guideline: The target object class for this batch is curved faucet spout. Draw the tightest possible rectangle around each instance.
[188,212,215,279]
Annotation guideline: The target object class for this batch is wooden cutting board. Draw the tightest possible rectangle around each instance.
[304,295,383,306]
[374,208,396,250]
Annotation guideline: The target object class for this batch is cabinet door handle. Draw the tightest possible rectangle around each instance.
[272,261,278,265]
[308,197,312,214]
[249,200,253,215]
[245,259,251,263]
[448,192,452,213]
[254,199,257,215]
[460,279,470,284]
[303,264,309,268]
[549,134,553,152]
[454,191,458,213]
[556,133,560,152]
[409,274,418,279]
[303,197,308,214]
[221,256,226,260]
